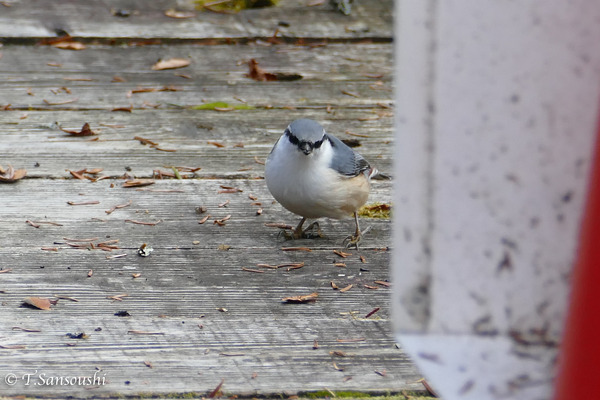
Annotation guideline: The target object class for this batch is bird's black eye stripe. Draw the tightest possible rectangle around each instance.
[285,128,300,146]
[285,128,326,150]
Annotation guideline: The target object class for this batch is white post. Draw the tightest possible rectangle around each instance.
[392,1,600,399]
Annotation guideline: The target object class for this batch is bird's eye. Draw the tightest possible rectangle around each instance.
[285,129,300,146]
[313,139,323,149]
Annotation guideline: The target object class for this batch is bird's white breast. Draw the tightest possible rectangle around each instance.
[265,136,369,219]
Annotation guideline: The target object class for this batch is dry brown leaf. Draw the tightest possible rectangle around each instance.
[241,267,265,273]
[208,379,225,398]
[374,280,391,287]
[339,284,353,293]
[67,200,100,206]
[151,58,191,70]
[125,219,161,226]
[282,247,312,252]
[0,165,27,183]
[207,140,225,148]
[23,297,53,311]
[52,41,86,50]
[365,307,381,318]
[282,292,318,303]
[246,58,302,82]
[122,179,155,188]
[333,249,352,258]
[61,122,96,136]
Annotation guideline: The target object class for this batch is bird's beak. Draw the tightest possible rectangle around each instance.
[299,142,312,155]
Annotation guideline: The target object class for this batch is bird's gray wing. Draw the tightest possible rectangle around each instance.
[326,134,371,177]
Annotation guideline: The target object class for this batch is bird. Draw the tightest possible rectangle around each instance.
[265,119,379,248]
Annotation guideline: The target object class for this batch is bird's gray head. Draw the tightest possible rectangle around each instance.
[285,119,327,156]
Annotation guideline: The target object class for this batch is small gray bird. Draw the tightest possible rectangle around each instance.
[265,119,378,247]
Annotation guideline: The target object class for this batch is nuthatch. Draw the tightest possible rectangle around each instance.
[265,119,379,247]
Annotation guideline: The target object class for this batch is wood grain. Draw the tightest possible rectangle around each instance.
[0,1,422,397]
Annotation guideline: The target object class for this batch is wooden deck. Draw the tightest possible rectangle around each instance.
[0,1,425,398]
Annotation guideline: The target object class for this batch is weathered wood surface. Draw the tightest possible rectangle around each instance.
[1,109,393,179]
[0,1,425,398]
[0,0,393,40]
[0,43,393,110]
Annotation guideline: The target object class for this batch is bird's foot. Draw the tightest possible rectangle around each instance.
[343,226,372,250]
[300,221,324,239]
[278,221,323,240]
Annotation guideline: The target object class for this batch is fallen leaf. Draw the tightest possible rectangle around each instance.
[339,284,353,293]
[282,292,318,303]
[198,214,211,224]
[281,247,312,252]
[122,179,155,188]
[12,326,42,332]
[67,200,100,206]
[0,165,27,183]
[126,219,161,226]
[207,140,225,148]
[333,250,352,258]
[241,267,265,273]
[52,41,86,50]
[23,297,53,311]
[365,307,380,318]
[107,293,129,301]
[165,9,196,18]
[112,106,133,113]
[144,360,154,368]
[341,89,360,98]
[246,58,302,81]
[105,199,132,214]
[61,122,96,136]
[151,58,191,70]
[208,379,225,398]
[374,280,391,287]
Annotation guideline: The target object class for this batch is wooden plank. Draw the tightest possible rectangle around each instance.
[0,43,393,110]
[0,108,393,179]
[0,0,393,40]
[0,179,392,248]
[0,1,411,396]
[0,179,406,397]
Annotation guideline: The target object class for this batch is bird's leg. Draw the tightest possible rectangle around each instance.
[343,211,370,249]
[279,218,324,240]
[292,217,307,239]
[302,221,323,239]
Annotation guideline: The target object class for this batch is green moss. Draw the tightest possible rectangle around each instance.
[358,202,392,219]
[195,0,279,13]
[190,101,255,111]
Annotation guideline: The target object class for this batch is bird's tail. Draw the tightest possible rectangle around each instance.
[367,167,392,180]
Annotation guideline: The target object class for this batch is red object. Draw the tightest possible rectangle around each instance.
[554,119,600,399]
